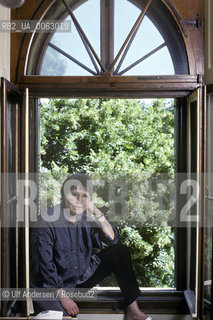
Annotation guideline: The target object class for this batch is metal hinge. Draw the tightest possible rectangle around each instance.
[205,185,213,200]
[183,15,201,29]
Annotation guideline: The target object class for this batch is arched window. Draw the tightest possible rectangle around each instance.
[1,0,206,319]
[27,0,188,77]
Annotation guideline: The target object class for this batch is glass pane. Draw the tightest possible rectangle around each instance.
[74,0,100,58]
[114,0,174,75]
[120,46,174,75]
[39,0,179,76]
[114,0,140,57]
[41,46,67,76]
[41,15,97,76]
[40,45,94,76]
[117,14,174,75]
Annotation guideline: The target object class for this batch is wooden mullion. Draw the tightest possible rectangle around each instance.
[1,78,8,317]
[175,97,188,291]
[25,91,192,99]
[100,0,106,68]
[19,74,199,97]
[101,0,114,71]
[21,74,198,84]
[61,0,105,72]
[20,75,198,91]
[18,75,198,98]
[48,42,97,75]
[109,0,152,72]
[15,95,21,292]
[21,88,30,317]
[118,43,166,75]
[197,85,206,319]
[0,78,20,318]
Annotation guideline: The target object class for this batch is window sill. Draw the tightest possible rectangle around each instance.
[77,289,190,314]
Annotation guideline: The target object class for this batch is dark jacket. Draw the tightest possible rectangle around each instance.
[30,204,119,289]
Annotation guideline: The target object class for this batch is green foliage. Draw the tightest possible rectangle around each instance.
[41,98,174,173]
[41,48,66,75]
[40,162,68,211]
[40,98,175,287]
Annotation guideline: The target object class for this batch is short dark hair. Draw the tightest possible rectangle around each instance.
[61,173,93,204]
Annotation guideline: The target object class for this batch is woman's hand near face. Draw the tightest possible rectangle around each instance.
[86,200,95,214]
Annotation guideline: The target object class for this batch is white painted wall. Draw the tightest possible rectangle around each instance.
[0,4,10,80]
[205,0,213,85]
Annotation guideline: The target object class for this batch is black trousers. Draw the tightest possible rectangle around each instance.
[33,244,141,316]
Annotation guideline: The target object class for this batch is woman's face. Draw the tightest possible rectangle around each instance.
[64,186,91,215]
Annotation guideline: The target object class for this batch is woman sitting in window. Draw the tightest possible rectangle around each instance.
[30,173,153,320]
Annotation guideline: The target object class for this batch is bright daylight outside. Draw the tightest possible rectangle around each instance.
[39,97,175,289]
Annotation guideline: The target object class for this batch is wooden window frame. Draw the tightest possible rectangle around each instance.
[18,75,200,99]
[6,0,206,317]
[1,83,205,318]
[21,0,194,79]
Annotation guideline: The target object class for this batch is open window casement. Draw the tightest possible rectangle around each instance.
[0,77,31,317]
